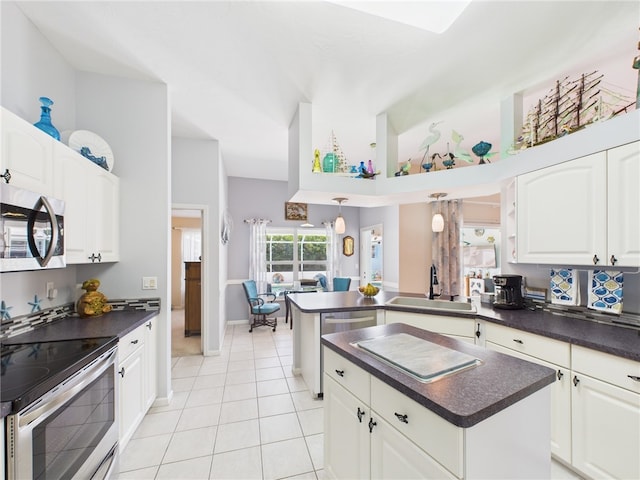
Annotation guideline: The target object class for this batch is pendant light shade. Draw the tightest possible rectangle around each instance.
[430,193,447,233]
[333,197,347,234]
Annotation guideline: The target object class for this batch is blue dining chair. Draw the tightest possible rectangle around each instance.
[333,277,351,291]
[242,280,280,332]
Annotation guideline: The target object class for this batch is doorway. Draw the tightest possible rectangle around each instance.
[360,224,383,288]
[171,208,203,357]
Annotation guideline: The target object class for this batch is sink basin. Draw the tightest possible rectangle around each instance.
[386,296,477,314]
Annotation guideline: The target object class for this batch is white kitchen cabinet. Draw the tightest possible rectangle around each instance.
[571,346,640,480]
[385,310,478,344]
[504,178,517,264]
[1,107,54,194]
[485,323,572,464]
[53,141,119,264]
[607,141,640,267]
[324,345,551,479]
[143,317,157,410]
[517,142,639,267]
[517,152,607,265]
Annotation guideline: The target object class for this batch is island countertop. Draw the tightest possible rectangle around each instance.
[288,291,640,362]
[321,322,556,428]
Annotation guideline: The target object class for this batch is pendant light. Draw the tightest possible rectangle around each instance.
[430,193,447,232]
[333,197,347,234]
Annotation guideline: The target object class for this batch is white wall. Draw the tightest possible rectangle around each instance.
[360,205,400,291]
[172,137,225,354]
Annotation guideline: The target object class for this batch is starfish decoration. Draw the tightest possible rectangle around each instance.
[0,300,13,321]
[28,295,43,313]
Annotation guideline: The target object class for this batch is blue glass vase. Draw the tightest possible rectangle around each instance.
[33,97,60,140]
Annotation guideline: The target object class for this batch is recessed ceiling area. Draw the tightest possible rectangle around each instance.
[14,1,639,198]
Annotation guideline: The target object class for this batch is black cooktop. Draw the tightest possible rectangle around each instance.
[1,336,118,414]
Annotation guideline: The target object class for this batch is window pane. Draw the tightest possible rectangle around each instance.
[301,243,327,261]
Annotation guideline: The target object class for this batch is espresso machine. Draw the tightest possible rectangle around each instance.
[492,275,524,309]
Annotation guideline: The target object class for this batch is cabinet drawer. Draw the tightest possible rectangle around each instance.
[485,323,570,368]
[119,326,145,361]
[323,347,370,404]
[370,376,463,478]
[385,311,474,339]
[572,345,640,393]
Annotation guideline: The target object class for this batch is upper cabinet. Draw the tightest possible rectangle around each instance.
[1,108,54,195]
[54,142,120,264]
[517,141,639,267]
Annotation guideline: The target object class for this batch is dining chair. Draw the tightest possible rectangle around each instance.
[242,280,279,332]
[333,277,351,291]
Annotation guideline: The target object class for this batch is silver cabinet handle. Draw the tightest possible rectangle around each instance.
[513,339,524,344]
[335,369,345,377]
[394,412,408,424]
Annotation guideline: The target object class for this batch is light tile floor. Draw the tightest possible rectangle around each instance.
[116,323,324,480]
[116,322,582,480]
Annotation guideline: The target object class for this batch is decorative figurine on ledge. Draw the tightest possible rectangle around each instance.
[77,278,113,318]
[471,141,497,164]
[394,159,412,176]
[80,147,109,170]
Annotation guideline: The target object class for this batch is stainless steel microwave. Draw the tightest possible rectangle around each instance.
[1,183,65,272]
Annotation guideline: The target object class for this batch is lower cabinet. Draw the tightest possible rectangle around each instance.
[486,323,640,480]
[384,311,478,344]
[118,319,158,450]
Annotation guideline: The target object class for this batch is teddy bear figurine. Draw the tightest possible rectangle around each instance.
[77,278,113,318]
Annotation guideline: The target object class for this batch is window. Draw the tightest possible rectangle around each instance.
[266,227,328,295]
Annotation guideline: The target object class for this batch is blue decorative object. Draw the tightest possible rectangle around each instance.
[33,97,60,140]
[28,295,43,313]
[0,300,12,320]
[472,141,492,164]
[323,153,336,173]
[80,146,109,170]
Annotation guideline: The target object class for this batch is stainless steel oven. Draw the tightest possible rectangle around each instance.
[5,345,118,480]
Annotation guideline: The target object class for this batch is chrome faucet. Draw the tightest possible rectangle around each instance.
[428,264,440,300]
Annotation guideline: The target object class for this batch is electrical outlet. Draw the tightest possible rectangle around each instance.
[142,277,158,290]
[46,282,54,295]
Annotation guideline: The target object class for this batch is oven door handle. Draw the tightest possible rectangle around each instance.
[19,347,116,428]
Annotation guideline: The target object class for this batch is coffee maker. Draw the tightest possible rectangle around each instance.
[492,275,524,309]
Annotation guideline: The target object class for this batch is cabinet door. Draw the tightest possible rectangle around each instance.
[92,170,119,262]
[370,414,456,480]
[1,108,54,194]
[572,373,640,480]
[323,375,370,480]
[54,145,91,263]
[486,342,572,464]
[517,153,607,265]
[607,141,640,267]
[384,310,475,342]
[118,346,145,449]
[143,318,157,410]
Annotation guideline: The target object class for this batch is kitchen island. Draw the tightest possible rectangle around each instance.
[322,322,555,479]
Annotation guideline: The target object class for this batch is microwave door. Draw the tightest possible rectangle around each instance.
[26,195,59,267]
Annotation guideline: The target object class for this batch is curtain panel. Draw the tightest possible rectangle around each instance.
[246,218,270,293]
[432,200,462,298]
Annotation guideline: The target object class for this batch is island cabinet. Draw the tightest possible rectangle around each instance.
[516,141,639,267]
[485,323,572,464]
[322,325,554,480]
[1,107,54,195]
[384,310,479,344]
[53,141,120,264]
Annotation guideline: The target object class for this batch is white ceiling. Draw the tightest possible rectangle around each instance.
[16,1,639,194]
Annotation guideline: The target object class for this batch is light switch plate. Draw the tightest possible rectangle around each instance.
[142,277,157,290]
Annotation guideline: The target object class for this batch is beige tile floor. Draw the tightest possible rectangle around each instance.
[115,323,324,480]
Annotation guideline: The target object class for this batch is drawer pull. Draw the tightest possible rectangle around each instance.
[357,407,365,423]
[557,370,564,381]
[118,367,125,378]
[610,255,618,265]
[335,369,345,377]
[131,339,139,345]
[394,412,408,424]
[628,375,640,382]
[573,375,580,387]
[146,322,152,330]
[513,339,524,344]
[1,169,11,183]
[368,417,377,433]
[593,254,600,265]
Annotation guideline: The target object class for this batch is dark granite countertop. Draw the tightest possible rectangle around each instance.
[1,309,157,344]
[289,291,640,362]
[321,322,556,428]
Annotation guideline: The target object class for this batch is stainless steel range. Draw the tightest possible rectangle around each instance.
[1,337,119,479]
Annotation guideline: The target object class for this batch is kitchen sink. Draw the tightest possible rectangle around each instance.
[385,296,477,314]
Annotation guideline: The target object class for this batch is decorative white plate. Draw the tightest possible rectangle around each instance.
[68,130,114,171]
